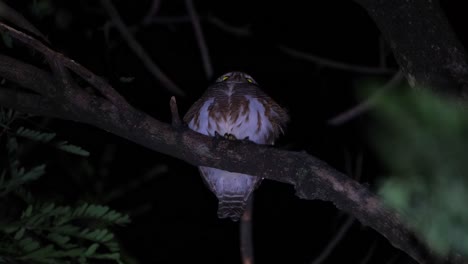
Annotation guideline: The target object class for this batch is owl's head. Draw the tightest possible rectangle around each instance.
[215,71,258,85]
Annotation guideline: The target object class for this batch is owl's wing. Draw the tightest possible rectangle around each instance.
[183,98,206,124]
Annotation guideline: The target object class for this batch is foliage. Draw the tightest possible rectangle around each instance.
[0,108,130,264]
[371,88,468,256]
[16,127,89,157]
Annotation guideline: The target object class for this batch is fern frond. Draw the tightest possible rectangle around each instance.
[0,164,46,196]
[16,127,56,143]
[54,141,90,157]
[0,108,17,126]
[0,202,130,264]
[15,127,90,157]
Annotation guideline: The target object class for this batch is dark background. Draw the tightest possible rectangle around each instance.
[2,1,467,263]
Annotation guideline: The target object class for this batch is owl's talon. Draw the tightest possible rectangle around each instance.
[224,133,238,141]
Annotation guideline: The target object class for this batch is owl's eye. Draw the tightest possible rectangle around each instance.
[246,78,253,83]
[222,76,229,81]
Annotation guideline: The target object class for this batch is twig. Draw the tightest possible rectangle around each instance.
[0,22,130,108]
[310,216,355,264]
[100,0,185,96]
[170,96,182,128]
[379,36,387,69]
[278,45,396,75]
[141,0,162,25]
[206,16,251,37]
[327,71,404,126]
[0,1,48,43]
[185,0,213,79]
[359,241,377,264]
[240,197,254,264]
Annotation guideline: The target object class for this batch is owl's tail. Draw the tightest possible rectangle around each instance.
[217,194,250,221]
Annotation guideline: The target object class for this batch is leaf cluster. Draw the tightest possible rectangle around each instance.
[371,88,468,256]
[0,108,130,264]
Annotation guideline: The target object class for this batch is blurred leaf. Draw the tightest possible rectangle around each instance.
[29,0,54,19]
[371,87,468,256]
[0,32,13,48]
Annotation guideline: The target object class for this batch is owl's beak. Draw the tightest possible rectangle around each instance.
[229,72,244,82]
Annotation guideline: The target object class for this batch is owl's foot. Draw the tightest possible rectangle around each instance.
[224,133,237,141]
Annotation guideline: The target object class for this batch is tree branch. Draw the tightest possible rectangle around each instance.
[353,0,468,98]
[327,71,404,126]
[185,0,213,79]
[278,45,396,75]
[0,54,450,264]
[1,4,467,263]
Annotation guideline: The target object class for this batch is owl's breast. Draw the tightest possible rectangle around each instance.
[187,94,274,144]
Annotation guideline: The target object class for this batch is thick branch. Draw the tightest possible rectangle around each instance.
[353,0,468,98]
[0,53,450,264]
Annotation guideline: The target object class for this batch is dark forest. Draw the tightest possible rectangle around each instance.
[1,1,468,264]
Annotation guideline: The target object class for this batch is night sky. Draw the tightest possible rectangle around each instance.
[2,1,468,263]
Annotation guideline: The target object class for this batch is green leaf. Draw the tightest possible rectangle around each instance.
[22,164,46,182]
[371,88,468,256]
[47,233,71,246]
[19,237,40,252]
[1,32,13,48]
[14,227,25,240]
[22,244,54,259]
[22,205,33,219]
[84,243,99,256]
[16,127,56,143]
[55,141,90,156]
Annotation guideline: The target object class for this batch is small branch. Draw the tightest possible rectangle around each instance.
[185,0,213,79]
[327,71,404,126]
[0,22,130,108]
[240,197,254,264]
[206,16,252,37]
[170,96,182,128]
[352,0,468,98]
[310,216,355,264]
[0,54,55,96]
[359,241,378,264]
[278,45,396,75]
[0,1,48,43]
[141,0,162,25]
[100,0,185,96]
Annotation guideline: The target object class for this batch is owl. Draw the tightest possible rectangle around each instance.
[184,71,289,221]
